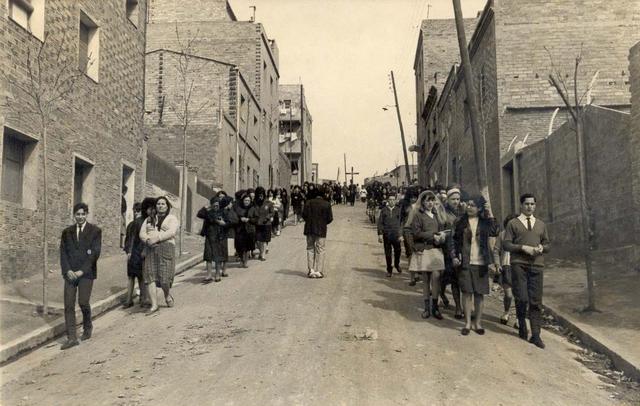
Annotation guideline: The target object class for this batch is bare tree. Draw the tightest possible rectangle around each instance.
[167,25,211,256]
[2,33,86,314]
[546,44,600,312]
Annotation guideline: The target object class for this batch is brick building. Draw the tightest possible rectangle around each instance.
[0,0,147,280]
[279,84,313,186]
[414,0,640,219]
[364,165,418,188]
[629,41,640,265]
[146,0,281,190]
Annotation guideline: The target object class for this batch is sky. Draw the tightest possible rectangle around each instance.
[229,0,487,184]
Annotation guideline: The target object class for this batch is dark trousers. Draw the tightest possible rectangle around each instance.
[512,263,543,337]
[64,278,94,340]
[383,235,401,272]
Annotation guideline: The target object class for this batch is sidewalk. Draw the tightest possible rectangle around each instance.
[0,233,204,362]
[543,257,640,381]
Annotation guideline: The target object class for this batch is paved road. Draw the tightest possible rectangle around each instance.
[0,204,619,405]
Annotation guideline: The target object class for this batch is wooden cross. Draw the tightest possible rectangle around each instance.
[346,166,359,184]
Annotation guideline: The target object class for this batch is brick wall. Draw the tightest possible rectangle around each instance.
[495,0,640,154]
[515,106,636,266]
[0,0,147,280]
[629,42,640,265]
[148,0,236,23]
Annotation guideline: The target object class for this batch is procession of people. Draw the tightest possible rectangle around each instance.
[371,181,550,349]
[60,178,549,352]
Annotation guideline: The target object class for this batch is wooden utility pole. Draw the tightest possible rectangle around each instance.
[343,153,347,184]
[299,84,305,183]
[452,0,490,201]
[390,71,412,185]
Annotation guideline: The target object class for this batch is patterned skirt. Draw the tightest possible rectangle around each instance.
[143,241,176,288]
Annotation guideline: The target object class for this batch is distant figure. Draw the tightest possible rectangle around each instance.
[302,188,333,278]
[503,193,550,349]
[123,200,150,309]
[59,202,102,350]
[120,185,128,248]
[198,195,233,283]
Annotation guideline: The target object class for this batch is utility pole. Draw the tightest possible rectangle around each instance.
[452,0,490,201]
[343,153,347,184]
[299,84,305,184]
[390,71,412,185]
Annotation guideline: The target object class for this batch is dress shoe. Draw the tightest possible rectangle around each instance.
[461,328,470,336]
[61,339,79,350]
[518,323,529,341]
[81,329,92,340]
[395,267,402,274]
[529,336,545,349]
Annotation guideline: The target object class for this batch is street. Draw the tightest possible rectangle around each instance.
[0,204,620,405]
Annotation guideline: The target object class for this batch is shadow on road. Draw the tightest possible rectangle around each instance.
[275,270,308,278]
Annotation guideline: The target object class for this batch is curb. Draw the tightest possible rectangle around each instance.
[0,254,203,365]
[543,303,640,382]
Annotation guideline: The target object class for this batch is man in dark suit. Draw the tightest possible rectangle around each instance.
[59,202,102,350]
[302,187,333,278]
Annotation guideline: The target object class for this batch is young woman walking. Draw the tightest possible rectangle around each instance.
[410,190,447,320]
[450,195,498,335]
[233,193,255,268]
[250,187,274,261]
[198,195,232,283]
[140,196,179,314]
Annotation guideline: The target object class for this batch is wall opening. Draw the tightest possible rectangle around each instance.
[73,155,95,219]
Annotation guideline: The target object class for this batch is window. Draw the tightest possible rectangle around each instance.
[253,115,258,126]
[79,10,100,81]
[270,76,274,95]
[73,155,95,215]
[126,0,139,27]
[284,99,291,110]
[8,0,45,40]
[240,95,246,122]
[1,128,37,207]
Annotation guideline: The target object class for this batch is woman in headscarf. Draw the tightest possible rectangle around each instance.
[291,185,305,225]
[123,199,154,308]
[450,194,498,335]
[409,190,448,320]
[249,186,274,261]
[140,196,179,314]
[198,194,232,283]
[402,187,421,286]
[233,192,255,268]
[280,187,290,229]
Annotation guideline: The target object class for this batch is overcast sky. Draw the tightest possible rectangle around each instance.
[229,0,487,184]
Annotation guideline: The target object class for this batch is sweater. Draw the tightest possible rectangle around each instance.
[503,217,550,267]
[377,205,403,239]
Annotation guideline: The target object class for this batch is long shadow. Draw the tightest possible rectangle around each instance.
[275,269,308,279]
[352,267,421,293]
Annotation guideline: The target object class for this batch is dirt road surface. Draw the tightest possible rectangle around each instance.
[0,204,624,405]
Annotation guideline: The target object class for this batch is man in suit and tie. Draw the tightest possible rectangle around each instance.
[59,202,102,350]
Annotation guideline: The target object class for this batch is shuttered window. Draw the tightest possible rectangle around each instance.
[1,134,25,204]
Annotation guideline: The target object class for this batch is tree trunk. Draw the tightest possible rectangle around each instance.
[42,123,49,315]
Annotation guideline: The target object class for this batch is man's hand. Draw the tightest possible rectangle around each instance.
[452,258,462,267]
[534,244,544,255]
[66,270,77,282]
[216,219,226,226]
[378,235,383,244]
[521,245,536,256]
[73,271,84,279]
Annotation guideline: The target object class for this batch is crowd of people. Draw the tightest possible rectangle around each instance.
[58,179,549,352]
[373,182,551,349]
[58,182,337,350]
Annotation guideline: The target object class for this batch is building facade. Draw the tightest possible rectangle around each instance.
[146,0,281,190]
[0,0,148,280]
[415,0,640,219]
[364,165,418,187]
[279,84,313,186]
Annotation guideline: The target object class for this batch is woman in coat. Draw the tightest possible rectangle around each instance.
[197,195,233,283]
[280,188,290,228]
[291,186,305,225]
[233,193,255,268]
[140,196,179,314]
[249,187,274,261]
[410,190,447,320]
[123,198,155,308]
[449,194,499,335]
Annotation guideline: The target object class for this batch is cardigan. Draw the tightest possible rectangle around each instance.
[140,213,179,246]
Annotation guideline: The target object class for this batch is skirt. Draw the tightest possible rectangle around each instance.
[408,248,445,272]
[256,224,272,243]
[143,241,176,288]
[459,265,490,295]
[204,237,229,263]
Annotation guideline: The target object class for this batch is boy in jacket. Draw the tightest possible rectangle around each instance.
[377,193,403,277]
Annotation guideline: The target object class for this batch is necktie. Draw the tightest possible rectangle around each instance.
[526,217,532,231]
